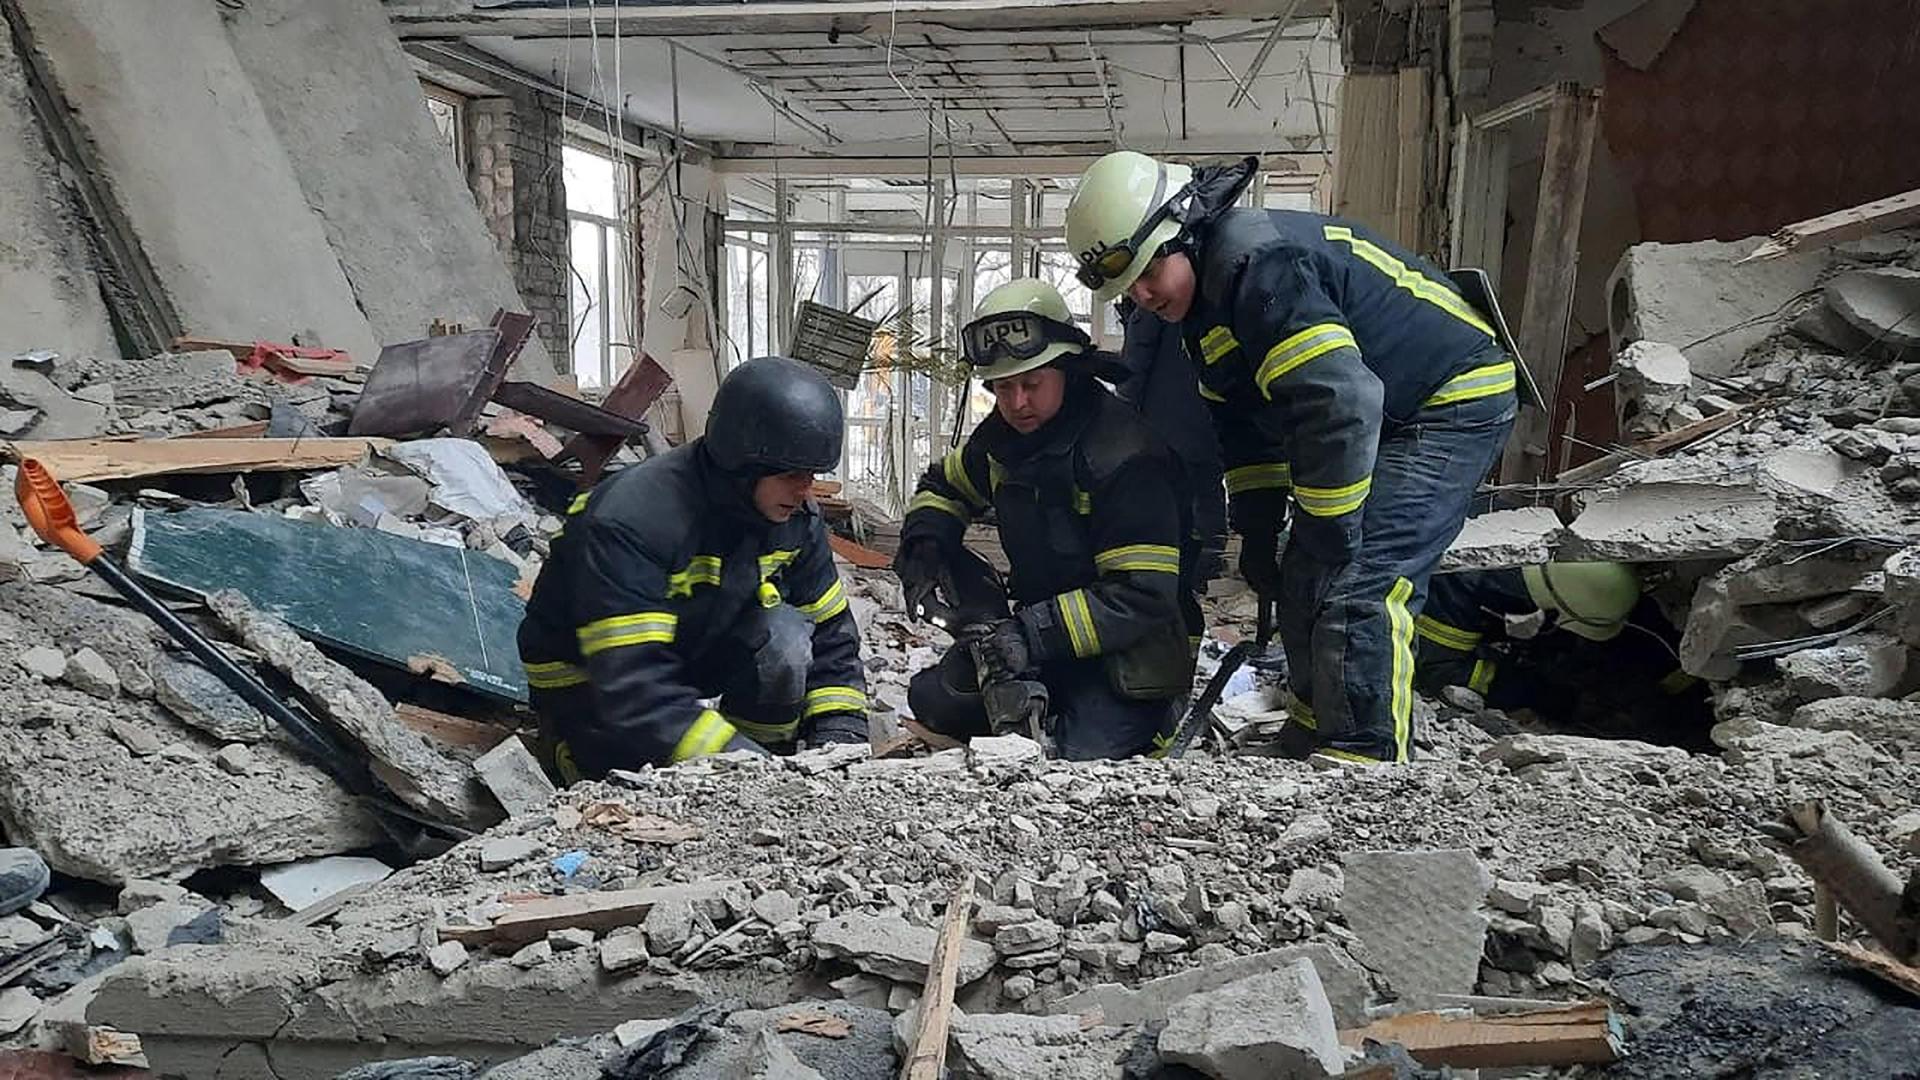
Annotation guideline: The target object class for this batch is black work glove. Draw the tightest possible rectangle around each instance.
[976,618,1037,681]
[805,711,869,747]
[1238,529,1282,598]
[894,537,948,622]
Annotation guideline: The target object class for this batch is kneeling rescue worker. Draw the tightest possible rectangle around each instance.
[895,279,1197,759]
[518,357,868,780]
[1066,150,1520,764]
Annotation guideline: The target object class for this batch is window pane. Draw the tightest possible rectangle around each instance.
[749,246,770,358]
[607,223,634,384]
[727,242,752,367]
[563,145,619,219]
[570,220,604,387]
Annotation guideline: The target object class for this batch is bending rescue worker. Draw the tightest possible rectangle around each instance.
[895,279,1198,760]
[1067,150,1520,764]
[518,357,868,779]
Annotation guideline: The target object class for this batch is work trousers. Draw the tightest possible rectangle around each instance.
[1279,391,1516,762]
[907,646,1178,760]
[530,602,813,781]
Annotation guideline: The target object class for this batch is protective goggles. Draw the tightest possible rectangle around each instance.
[961,312,1090,367]
[1074,171,1195,291]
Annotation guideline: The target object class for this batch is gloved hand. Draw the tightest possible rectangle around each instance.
[894,538,948,622]
[1238,529,1282,598]
[975,618,1036,680]
[805,711,869,747]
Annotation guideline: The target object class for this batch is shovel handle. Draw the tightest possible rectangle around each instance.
[14,459,102,564]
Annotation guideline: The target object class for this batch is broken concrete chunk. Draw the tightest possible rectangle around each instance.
[644,898,696,956]
[948,1012,1137,1080]
[1710,718,1883,773]
[473,737,557,817]
[1882,545,1920,647]
[215,743,257,776]
[106,717,163,758]
[152,653,270,742]
[0,986,40,1037]
[1788,696,1920,744]
[508,940,550,969]
[1607,237,1826,376]
[0,362,107,439]
[1340,849,1490,1004]
[993,920,1062,956]
[207,589,490,827]
[968,734,1043,769]
[749,888,800,927]
[1613,340,1693,435]
[1568,478,1778,562]
[810,912,995,986]
[17,645,66,681]
[1052,943,1371,1029]
[117,879,188,915]
[599,927,649,974]
[91,350,244,411]
[426,940,469,976]
[1438,507,1568,571]
[546,927,594,952]
[475,835,541,872]
[1826,267,1920,351]
[125,901,218,955]
[1157,959,1345,1080]
[1776,632,1909,701]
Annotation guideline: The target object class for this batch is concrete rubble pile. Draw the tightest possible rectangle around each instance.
[60,662,1915,1075]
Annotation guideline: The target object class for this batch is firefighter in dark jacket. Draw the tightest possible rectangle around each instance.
[518,357,868,780]
[1066,151,1519,764]
[894,279,1196,760]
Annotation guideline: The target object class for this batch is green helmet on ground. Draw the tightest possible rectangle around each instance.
[1522,562,1641,642]
[1065,151,1194,304]
[963,278,1090,382]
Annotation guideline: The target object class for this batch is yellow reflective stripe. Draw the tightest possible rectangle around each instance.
[1322,225,1495,337]
[804,685,868,717]
[1424,360,1517,407]
[908,490,969,519]
[566,492,591,516]
[1199,325,1240,365]
[1319,748,1386,765]
[1658,669,1698,695]
[1073,488,1092,515]
[1198,381,1226,403]
[576,611,678,655]
[1055,589,1102,658]
[943,450,989,509]
[1468,658,1497,695]
[1147,730,1175,759]
[1224,462,1291,494]
[757,549,799,579]
[1292,475,1372,518]
[1255,322,1358,397]
[670,709,737,762]
[1094,543,1181,574]
[733,716,800,742]
[523,660,588,689]
[1288,693,1317,730]
[797,578,849,622]
[667,555,723,598]
[1386,577,1414,764]
[1414,614,1482,651]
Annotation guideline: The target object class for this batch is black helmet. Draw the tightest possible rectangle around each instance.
[705,356,844,474]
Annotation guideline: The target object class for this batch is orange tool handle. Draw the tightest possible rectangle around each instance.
[15,459,102,564]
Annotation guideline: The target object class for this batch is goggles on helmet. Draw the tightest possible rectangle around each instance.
[1073,168,1195,291]
[961,311,1090,368]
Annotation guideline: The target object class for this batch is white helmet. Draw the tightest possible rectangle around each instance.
[961,278,1090,381]
[1065,151,1195,304]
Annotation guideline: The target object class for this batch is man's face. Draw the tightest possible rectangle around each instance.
[1126,250,1196,323]
[989,366,1067,434]
[752,470,816,523]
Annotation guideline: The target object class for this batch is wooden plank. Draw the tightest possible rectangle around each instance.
[176,421,271,440]
[1551,401,1758,486]
[1338,1000,1622,1069]
[438,881,744,949]
[1823,940,1920,1000]
[1393,67,1428,251]
[1472,82,1565,130]
[1500,86,1601,484]
[1741,187,1920,263]
[493,381,645,438]
[562,352,672,486]
[829,532,893,569]
[900,876,976,1080]
[450,310,535,437]
[3,437,389,483]
[1332,73,1401,238]
[394,703,514,752]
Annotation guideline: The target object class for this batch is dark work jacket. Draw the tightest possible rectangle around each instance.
[517,441,865,768]
[1183,208,1513,561]
[899,380,1190,666]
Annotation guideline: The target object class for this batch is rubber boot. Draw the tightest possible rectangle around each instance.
[0,848,50,917]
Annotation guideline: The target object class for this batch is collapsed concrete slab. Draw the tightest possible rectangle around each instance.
[1826,267,1920,352]
[1565,480,1777,561]
[1339,849,1490,1005]
[1437,507,1567,572]
[1606,237,1828,376]
[1156,959,1345,1080]
[1049,943,1371,1029]
[219,0,554,379]
[1680,543,1888,680]
[10,0,379,362]
[0,583,382,883]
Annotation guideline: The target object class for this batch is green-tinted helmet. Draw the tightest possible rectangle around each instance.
[962,278,1090,381]
[1522,562,1641,642]
[1065,151,1195,304]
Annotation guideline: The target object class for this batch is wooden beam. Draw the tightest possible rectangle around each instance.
[900,876,977,1080]
[3,437,390,484]
[1338,1001,1623,1069]
[1549,400,1759,487]
[1739,186,1920,263]
[1500,86,1601,484]
[1472,82,1568,130]
[1393,67,1428,251]
[389,0,1325,39]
